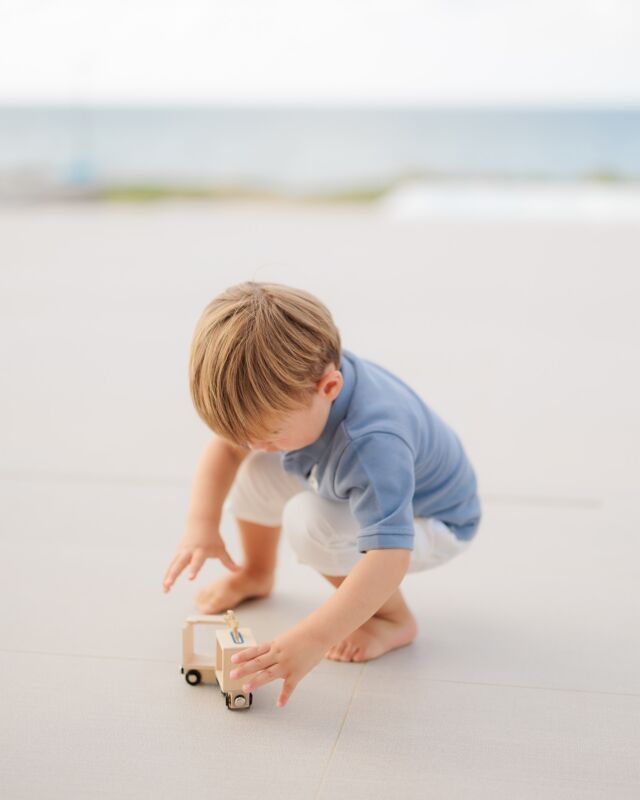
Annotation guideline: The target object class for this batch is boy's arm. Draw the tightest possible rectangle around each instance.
[186,434,248,527]
[227,547,412,707]
[300,548,412,645]
[162,435,248,591]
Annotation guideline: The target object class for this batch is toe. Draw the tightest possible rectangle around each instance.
[338,642,353,661]
[343,644,357,661]
[328,644,342,661]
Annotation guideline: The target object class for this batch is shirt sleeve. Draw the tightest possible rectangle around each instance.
[334,433,416,552]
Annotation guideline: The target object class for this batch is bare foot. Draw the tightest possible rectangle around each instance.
[325,610,418,662]
[195,569,274,614]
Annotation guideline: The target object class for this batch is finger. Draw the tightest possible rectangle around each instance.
[277,680,297,708]
[241,664,282,693]
[230,652,277,680]
[187,550,206,580]
[219,548,241,572]
[162,554,180,586]
[163,553,190,589]
[229,646,274,677]
[165,553,189,582]
[230,641,271,665]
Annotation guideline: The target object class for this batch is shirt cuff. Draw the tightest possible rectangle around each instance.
[357,529,415,552]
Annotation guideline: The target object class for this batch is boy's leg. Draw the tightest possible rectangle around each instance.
[282,493,418,661]
[196,518,281,614]
[319,572,417,662]
[237,518,282,576]
[316,517,475,661]
[195,452,305,614]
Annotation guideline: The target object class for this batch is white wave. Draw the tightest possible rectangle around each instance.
[378,180,640,222]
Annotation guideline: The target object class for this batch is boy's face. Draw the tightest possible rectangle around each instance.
[247,363,343,453]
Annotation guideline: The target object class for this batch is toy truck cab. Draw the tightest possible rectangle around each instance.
[181,610,256,710]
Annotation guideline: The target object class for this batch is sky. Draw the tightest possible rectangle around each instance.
[0,0,638,105]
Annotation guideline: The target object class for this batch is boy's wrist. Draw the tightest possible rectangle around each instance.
[293,616,335,649]
[186,509,221,529]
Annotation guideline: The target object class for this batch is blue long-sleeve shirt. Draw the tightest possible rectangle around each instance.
[281,349,481,552]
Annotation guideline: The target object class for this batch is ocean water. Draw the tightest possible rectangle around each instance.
[380,180,640,222]
[0,106,639,193]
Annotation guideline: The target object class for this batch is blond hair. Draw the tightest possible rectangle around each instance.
[189,281,342,447]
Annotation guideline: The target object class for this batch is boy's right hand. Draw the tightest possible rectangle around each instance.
[162,521,241,593]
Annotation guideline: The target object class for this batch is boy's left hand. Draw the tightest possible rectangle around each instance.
[229,624,329,708]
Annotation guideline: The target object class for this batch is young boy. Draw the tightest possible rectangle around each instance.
[162,281,481,708]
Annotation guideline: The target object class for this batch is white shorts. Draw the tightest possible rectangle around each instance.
[223,450,473,577]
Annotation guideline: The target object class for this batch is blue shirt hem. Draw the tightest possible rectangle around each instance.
[357,530,415,552]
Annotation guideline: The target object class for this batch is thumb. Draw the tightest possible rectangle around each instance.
[220,549,242,572]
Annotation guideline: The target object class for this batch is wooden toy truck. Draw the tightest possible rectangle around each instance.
[181,609,257,710]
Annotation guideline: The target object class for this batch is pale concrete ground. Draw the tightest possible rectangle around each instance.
[0,201,639,799]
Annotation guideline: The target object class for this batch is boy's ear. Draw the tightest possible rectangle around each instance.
[323,369,343,399]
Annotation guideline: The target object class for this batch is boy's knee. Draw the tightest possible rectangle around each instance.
[226,450,298,527]
[228,450,281,497]
[237,449,272,480]
[282,492,328,551]
[282,492,361,575]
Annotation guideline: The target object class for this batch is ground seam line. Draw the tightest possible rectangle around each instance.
[3,647,639,700]
[0,473,602,509]
[315,663,366,799]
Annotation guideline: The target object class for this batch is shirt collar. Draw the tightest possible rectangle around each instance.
[282,349,356,466]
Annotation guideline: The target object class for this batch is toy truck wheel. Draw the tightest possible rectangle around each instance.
[225,692,252,710]
[185,669,202,685]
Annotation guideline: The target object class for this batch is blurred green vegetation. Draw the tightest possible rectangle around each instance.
[100,183,391,204]
[101,185,283,202]
[98,172,634,204]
